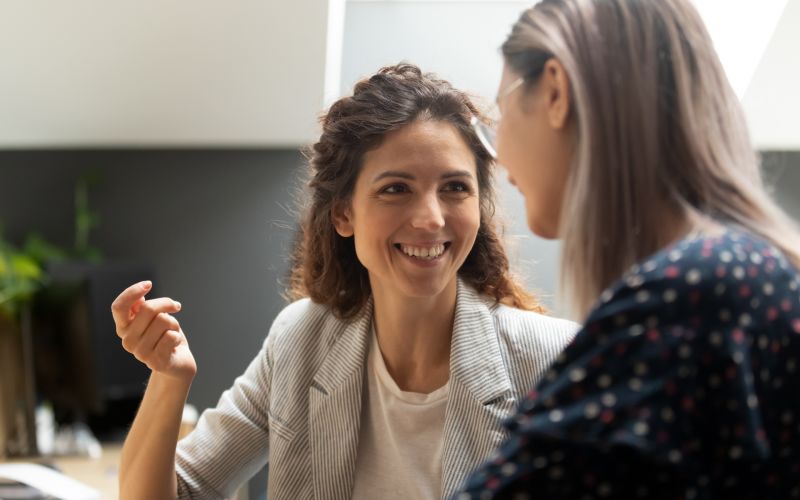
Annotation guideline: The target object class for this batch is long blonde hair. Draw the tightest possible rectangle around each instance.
[503,0,800,319]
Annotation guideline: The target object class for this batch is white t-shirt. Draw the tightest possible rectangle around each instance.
[351,328,450,499]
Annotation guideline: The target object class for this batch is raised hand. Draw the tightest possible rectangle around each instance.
[111,281,197,382]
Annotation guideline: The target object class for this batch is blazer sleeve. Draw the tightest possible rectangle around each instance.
[174,331,275,499]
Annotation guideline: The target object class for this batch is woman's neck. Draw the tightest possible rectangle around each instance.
[370,279,457,393]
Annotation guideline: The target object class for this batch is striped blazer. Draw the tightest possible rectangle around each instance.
[174,279,577,499]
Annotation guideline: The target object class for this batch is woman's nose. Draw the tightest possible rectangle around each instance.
[410,193,445,231]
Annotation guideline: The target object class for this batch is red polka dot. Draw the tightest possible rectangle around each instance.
[716,265,727,278]
[793,319,800,334]
[665,266,680,278]
[614,343,628,355]
[732,329,745,344]
[487,477,500,489]
[690,291,702,304]
[647,329,661,341]
[590,356,605,368]
[739,285,751,297]
[767,307,779,321]
[681,397,695,411]
[665,381,678,395]
[772,340,781,353]
[571,386,586,399]
[601,410,615,423]
[781,299,791,312]
[756,428,767,442]
[748,266,759,278]
[702,247,712,258]
[656,430,670,443]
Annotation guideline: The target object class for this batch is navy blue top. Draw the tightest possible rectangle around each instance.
[458,228,800,499]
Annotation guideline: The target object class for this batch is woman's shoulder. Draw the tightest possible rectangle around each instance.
[267,297,351,348]
[587,226,800,328]
[491,303,579,347]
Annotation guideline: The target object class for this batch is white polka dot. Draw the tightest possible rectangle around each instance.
[626,274,645,288]
[715,283,726,296]
[750,252,763,264]
[750,297,761,309]
[549,409,564,422]
[663,289,678,303]
[601,393,617,407]
[597,482,612,497]
[758,335,769,349]
[633,421,649,436]
[598,374,612,388]
[720,251,733,262]
[629,324,645,337]
[600,289,614,303]
[678,344,692,359]
[668,250,682,261]
[719,309,731,322]
[584,402,601,419]
[686,269,702,285]
[787,359,796,373]
[668,450,683,463]
[533,456,548,469]
[634,362,648,376]
[710,331,723,346]
[747,394,759,409]
[729,446,743,459]
[643,260,658,272]
[628,378,643,391]
[739,313,752,326]
[501,462,517,476]
[569,367,587,383]
[635,290,650,303]
[763,282,774,296]
[645,316,659,329]
[733,351,745,364]
[548,466,564,479]
[733,266,745,280]
[661,407,675,422]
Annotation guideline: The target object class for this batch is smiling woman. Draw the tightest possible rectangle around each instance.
[109,63,578,500]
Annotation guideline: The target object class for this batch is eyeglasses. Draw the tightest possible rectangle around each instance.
[470,76,525,159]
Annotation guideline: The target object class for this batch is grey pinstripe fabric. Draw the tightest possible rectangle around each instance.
[174,279,577,499]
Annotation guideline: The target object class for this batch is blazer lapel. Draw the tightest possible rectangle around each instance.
[308,298,373,500]
[441,280,517,498]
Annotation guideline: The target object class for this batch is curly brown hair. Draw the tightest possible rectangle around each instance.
[287,63,543,320]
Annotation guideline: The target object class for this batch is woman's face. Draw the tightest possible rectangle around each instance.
[495,62,574,239]
[334,119,481,304]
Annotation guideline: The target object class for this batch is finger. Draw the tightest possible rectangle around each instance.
[137,313,181,358]
[119,297,182,340]
[151,330,183,371]
[111,281,152,327]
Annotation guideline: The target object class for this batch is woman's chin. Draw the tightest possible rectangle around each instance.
[527,213,559,240]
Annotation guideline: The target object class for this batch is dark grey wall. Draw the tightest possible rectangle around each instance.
[1,150,304,414]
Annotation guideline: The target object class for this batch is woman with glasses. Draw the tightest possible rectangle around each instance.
[109,63,577,499]
[459,0,800,498]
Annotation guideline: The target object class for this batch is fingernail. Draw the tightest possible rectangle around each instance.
[142,281,152,290]
[174,301,182,310]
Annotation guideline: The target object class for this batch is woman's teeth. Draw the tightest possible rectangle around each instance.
[399,243,446,260]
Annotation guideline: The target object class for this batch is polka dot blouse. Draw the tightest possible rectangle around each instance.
[458,228,800,499]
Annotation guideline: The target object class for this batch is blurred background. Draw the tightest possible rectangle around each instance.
[1,1,798,498]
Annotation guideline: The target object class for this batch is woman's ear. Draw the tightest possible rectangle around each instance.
[542,58,572,130]
[331,201,354,237]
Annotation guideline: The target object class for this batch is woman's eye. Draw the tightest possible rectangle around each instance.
[381,183,408,194]
[442,181,470,193]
